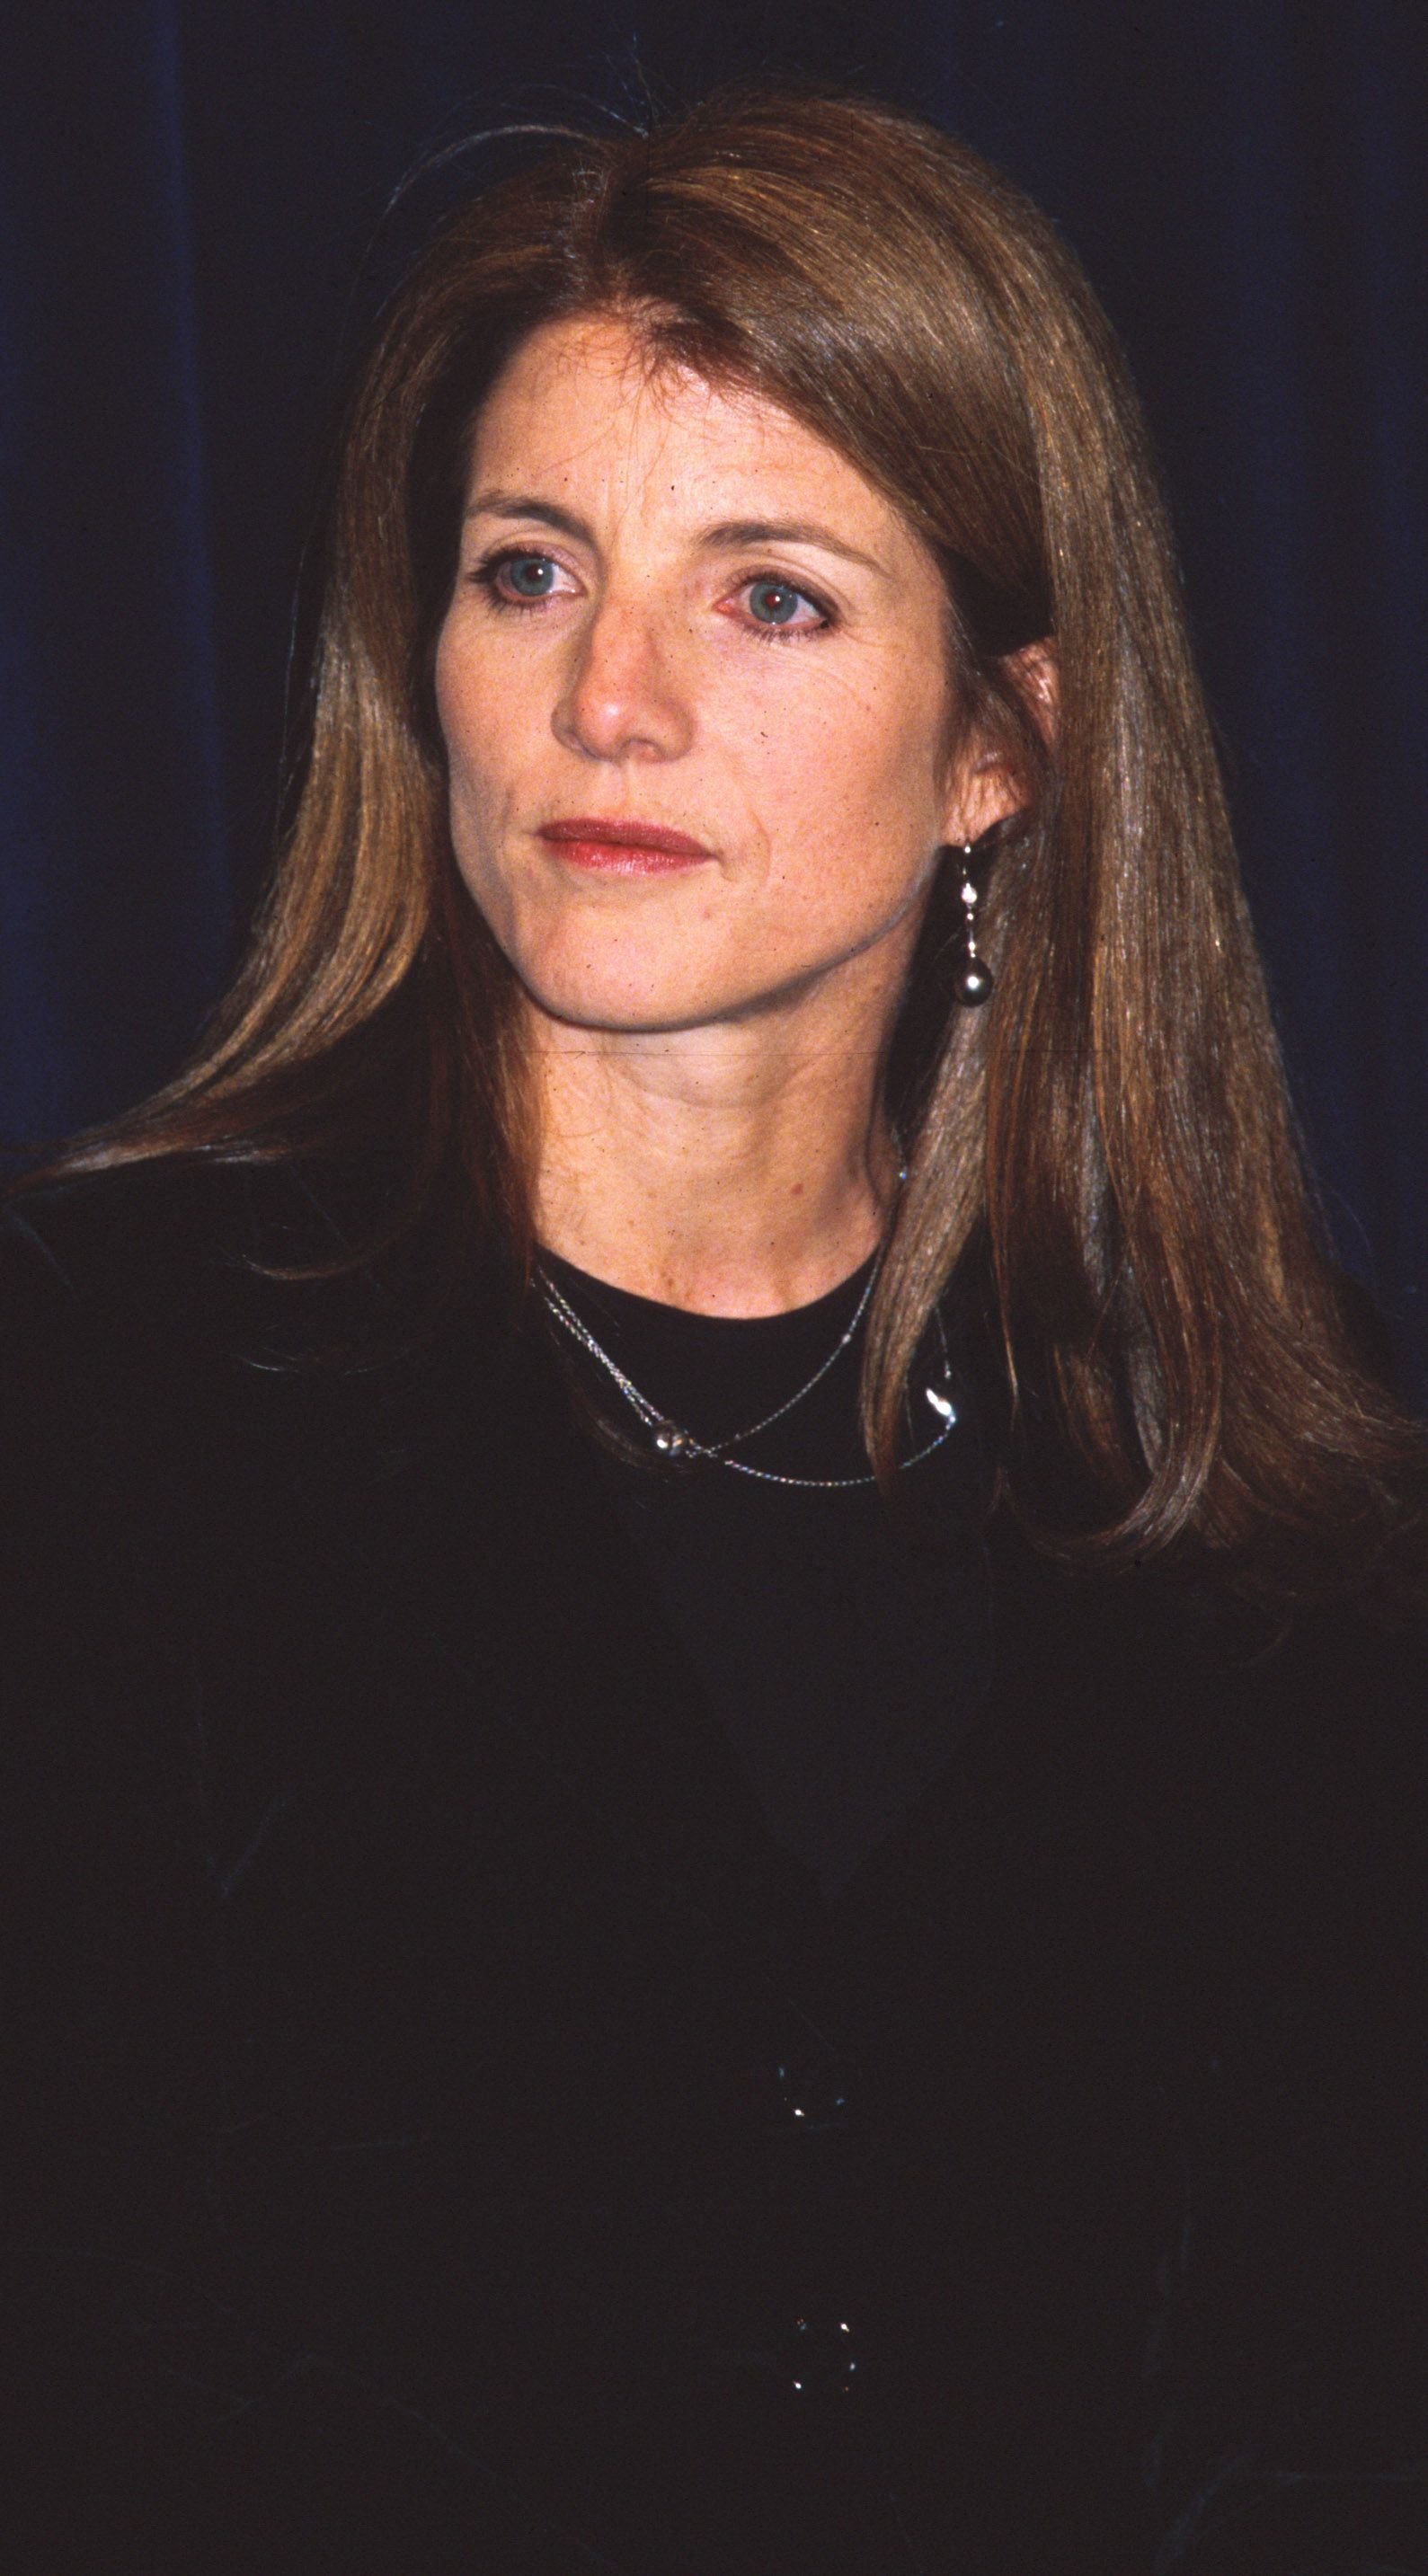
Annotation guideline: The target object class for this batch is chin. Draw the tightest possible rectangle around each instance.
[510,925,883,1037]
[516,969,743,1037]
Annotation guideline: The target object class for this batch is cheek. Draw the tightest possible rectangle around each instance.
[435,608,537,752]
[432,624,483,778]
[431,640,512,936]
[740,676,946,869]
[433,642,529,881]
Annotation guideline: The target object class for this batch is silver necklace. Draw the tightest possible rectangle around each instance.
[538,1258,959,1492]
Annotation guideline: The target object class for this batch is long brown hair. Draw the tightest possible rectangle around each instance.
[42,85,1424,1606]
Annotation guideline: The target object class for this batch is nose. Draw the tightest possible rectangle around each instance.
[551,593,695,765]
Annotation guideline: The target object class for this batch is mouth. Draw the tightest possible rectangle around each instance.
[537,817,715,876]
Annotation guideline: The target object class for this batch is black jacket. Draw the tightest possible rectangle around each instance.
[3,1156,1425,2573]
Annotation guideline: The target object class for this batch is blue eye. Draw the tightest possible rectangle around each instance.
[497,553,558,599]
[747,579,807,627]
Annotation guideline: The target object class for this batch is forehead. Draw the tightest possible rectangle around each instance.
[467,312,913,541]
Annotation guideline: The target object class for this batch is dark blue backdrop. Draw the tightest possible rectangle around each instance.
[3,0,1425,1391]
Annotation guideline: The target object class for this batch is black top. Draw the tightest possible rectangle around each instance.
[3,1156,1426,2575]
[542,1250,993,1897]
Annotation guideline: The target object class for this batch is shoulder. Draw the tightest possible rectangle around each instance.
[983,1515,1424,1915]
[0,1146,462,1392]
[1,1161,310,1520]
[987,1477,1424,1731]
[4,1152,359,1336]
[0,1147,524,1564]
[0,1152,459,1562]
[0,1162,281,1577]
[0,1159,240,1471]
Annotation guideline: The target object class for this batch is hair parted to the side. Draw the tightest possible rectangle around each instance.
[42,84,1424,1607]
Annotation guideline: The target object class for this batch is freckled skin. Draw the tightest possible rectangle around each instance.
[435,314,997,1040]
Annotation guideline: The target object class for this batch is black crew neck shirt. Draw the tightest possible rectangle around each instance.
[541,1251,994,1899]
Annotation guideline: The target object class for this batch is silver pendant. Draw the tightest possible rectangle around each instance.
[651,1419,696,1459]
[925,1385,956,1422]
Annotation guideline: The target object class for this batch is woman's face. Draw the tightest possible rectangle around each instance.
[436,314,991,1037]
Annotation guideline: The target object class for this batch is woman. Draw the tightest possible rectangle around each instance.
[4,86,1425,2573]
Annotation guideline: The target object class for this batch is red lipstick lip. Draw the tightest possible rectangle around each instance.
[537,816,714,866]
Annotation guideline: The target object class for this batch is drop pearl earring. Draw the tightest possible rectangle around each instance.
[953,844,995,1005]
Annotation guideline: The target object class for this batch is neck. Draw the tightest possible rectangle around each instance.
[528,989,900,1318]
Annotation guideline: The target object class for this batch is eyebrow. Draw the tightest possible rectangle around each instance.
[464,494,588,540]
[698,518,886,577]
[463,493,887,578]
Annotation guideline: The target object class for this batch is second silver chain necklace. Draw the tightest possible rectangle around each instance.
[539,1258,959,1491]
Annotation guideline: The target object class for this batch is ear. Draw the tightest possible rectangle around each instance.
[1009,641,1058,745]
[937,641,1060,845]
